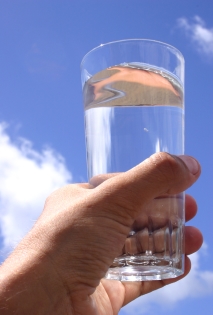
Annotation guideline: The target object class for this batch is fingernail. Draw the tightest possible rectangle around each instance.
[178,155,200,175]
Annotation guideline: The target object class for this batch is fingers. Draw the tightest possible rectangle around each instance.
[161,255,192,286]
[185,194,197,222]
[90,173,120,187]
[120,256,192,307]
[118,224,203,306]
[90,178,198,223]
[92,153,201,222]
[185,226,203,255]
[104,258,192,307]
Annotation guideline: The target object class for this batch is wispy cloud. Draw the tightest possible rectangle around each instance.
[0,123,72,258]
[122,245,213,314]
[177,16,213,58]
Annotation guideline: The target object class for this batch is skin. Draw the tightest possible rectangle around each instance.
[0,153,203,315]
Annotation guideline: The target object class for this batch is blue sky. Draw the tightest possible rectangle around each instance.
[0,1,213,314]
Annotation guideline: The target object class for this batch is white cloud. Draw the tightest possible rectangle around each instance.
[0,123,72,258]
[122,245,213,314]
[177,16,213,58]
[1,122,213,312]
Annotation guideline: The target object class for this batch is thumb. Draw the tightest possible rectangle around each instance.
[92,152,201,223]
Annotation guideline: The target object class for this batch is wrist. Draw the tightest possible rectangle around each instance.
[0,228,72,315]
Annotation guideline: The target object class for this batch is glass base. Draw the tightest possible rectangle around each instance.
[105,255,184,281]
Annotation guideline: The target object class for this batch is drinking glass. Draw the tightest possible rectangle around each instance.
[81,39,184,281]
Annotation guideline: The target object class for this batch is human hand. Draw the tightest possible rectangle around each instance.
[0,153,202,315]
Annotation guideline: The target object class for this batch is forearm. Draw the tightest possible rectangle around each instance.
[0,232,72,315]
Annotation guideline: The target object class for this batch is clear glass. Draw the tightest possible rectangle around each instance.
[81,39,185,281]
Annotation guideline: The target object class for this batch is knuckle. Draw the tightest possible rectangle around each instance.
[44,191,55,206]
[44,185,69,206]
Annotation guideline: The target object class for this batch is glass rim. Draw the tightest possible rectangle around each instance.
[80,38,184,68]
